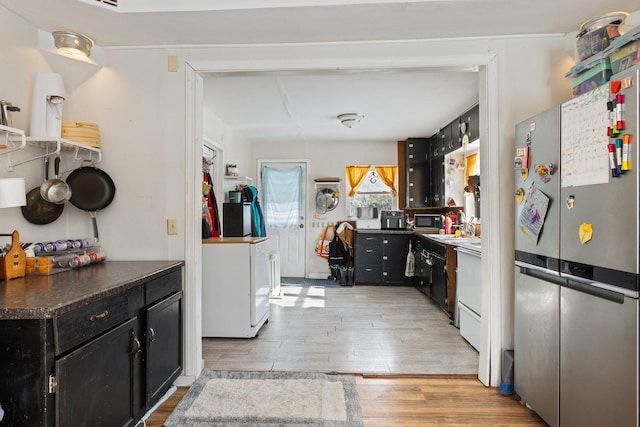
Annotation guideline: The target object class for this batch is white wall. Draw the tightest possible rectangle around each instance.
[0,3,576,386]
[251,139,397,276]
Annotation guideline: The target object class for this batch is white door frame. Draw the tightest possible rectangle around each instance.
[257,158,309,278]
[184,53,501,387]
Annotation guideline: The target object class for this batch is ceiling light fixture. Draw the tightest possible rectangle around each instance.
[337,113,364,128]
[52,31,94,58]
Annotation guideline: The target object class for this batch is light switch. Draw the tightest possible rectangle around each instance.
[167,218,178,235]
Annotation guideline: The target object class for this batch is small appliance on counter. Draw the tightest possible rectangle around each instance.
[223,202,252,237]
[355,206,380,229]
[380,210,406,230]
[413,214,443,229]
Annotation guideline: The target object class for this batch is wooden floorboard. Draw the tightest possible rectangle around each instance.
[147,284,545,425]
[147,377,545,426]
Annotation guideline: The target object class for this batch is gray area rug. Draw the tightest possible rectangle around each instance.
[164,370,364,427]
[280,277,344,288]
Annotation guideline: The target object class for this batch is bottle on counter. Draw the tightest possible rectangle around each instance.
[444,215,453,235]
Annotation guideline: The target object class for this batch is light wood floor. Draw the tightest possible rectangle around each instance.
[147,284,545,425]
[203,284,479,375]
[146,377,546,426]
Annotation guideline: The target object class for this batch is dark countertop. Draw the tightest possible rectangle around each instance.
[0,260,184,320]
[356,229,414,235]
[202,237,268,244]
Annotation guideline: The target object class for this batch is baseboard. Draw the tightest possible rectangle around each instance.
[308,272,329,279]
[174,374,196,387]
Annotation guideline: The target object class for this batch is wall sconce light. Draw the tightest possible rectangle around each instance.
[52,31,94,58]
[337,113,364,128]
[0,178,27,208]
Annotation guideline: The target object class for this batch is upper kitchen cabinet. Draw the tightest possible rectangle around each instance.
[405,137,429,208]
[443,120,462,155]
[460,104,480,144]
[429,134,445,207]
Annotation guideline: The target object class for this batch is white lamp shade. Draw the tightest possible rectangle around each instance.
[0,178,27,208]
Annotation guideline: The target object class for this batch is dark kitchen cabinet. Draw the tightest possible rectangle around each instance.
[412,235,431,295]
[56,318,139,427]
[429,241,447,310]
[405,137,429,208]
[412,236,457,317]
[460,104,480,143]
[0,262,183,427]
[445,119,462,154]
[354,231,413,285]
[429,136,445,207]
[145,291,183,405]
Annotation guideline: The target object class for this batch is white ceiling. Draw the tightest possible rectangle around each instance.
[0,0,635,144]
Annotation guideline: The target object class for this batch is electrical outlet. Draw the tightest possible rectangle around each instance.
[167,218,178,235]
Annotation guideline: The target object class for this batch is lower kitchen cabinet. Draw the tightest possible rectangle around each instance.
[145,291,183,405]
[56,318,139,427]
[0,262,183,427]
[354,231,413,285]
[413,235,457,318]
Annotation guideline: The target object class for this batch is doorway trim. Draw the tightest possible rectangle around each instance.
[184,51,500,386]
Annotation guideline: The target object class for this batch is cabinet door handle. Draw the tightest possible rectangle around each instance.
[131,336,141,355]
[89,310,109,322]
[149,327,156,344]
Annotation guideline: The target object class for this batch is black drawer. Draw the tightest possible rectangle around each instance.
[145,269,182,305]
[356,245,381,261]
[54,292,131,355]
[355,264,382,284]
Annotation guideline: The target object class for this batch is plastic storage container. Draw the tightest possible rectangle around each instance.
[610,40,640,74]
[571,58,612,96]
[575,12,627,62]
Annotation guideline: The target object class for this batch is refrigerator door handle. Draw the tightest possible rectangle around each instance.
[516,261,562,281]
[563,275,627,304]
[519,266,566,287]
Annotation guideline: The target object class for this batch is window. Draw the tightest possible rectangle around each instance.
[346,165,397,218]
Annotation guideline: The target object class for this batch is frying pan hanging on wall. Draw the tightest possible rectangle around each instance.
[65,166,116,241]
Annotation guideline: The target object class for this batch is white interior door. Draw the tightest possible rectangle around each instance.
[259,160,307,277]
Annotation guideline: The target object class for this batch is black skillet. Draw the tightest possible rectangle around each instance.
[65,166,116,241]
[21,158,64,225]
[21,187,64,225]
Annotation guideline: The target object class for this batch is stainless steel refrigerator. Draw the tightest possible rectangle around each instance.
[557,68,639,427]
[514,66,640,427]
[514,105,561,427]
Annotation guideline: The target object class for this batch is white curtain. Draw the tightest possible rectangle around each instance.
[262,165,303,229]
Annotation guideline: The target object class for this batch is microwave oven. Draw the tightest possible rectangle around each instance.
[413,214,443,229]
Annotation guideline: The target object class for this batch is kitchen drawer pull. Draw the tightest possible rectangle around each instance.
[89,310,109,322]
[149,327,156,343]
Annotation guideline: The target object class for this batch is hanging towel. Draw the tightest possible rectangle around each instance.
[405,240,415,277]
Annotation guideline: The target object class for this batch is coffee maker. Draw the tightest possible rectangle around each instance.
[30,72,65,138]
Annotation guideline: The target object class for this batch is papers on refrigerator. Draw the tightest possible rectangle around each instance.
[518,185,550,244]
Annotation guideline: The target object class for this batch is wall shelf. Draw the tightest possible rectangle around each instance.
[5,136,102,171]
[0,125,27,159]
